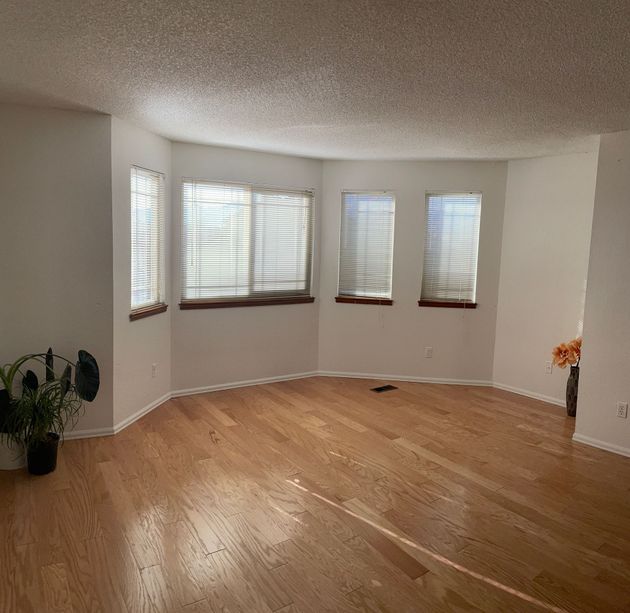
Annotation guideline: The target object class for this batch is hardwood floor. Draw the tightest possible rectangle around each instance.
[1,377,630,612]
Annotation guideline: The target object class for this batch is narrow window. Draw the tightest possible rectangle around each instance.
[337,191,395,304]
[130,166,166,317]
[420,192,481,307]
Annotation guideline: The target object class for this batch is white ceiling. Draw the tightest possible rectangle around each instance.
[1,0,628,160]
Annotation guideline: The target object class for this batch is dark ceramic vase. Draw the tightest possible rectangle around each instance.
[566,365,579,417]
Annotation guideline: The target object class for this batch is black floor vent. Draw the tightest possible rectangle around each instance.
[371,384,398,393]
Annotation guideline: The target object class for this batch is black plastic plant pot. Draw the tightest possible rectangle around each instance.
[27,433,60,475]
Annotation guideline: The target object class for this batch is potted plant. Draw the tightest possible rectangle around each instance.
[0,386,25,470]
[552,337,582,417]
[0,353,42,470]
[1,348,99,475]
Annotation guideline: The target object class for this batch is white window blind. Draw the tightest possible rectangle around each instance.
[181,179,313,301]
[421,192,482,304]
[338,191,395,299]
[131,166,165,310]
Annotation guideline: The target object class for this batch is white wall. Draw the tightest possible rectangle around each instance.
[111,117,172,426]
[575,130,630,456]
[493,150,599,403]
[0,104,114,432]
[170,143,323,392]
[318,160,507,382]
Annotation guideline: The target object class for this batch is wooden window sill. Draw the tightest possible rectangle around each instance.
[335,296,393,305]
[180,296,315,309]
[129,303,168,321]
[418,300,477,309]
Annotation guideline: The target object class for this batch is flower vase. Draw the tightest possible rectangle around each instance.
[566,365,579,417]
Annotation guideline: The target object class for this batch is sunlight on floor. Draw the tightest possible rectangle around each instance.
[286,477,566,613]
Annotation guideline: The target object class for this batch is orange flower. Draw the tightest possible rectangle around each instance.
[552,337,582,368]
[567,337,582,362]
[552,343,572,368]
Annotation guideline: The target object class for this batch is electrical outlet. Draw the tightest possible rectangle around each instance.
[151,363,158,378]
[545,361,553,374]
[424,347,433,358]
[617,402,628,419]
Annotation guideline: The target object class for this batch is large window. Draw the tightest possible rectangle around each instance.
[181,179,313,305]
[131,166,165,314]
[337,191,395,303]
[420,192,482,306]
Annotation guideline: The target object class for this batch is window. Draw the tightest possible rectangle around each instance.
[130,166,166,316]
[337,191,395,303]
[420,192,482,307]
[181,179,313,306]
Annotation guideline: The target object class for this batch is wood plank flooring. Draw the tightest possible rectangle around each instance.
[1,377,630,612]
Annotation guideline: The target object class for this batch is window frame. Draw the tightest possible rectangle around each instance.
[336,190,396,305]
[130,165,167,321]
[179,178,315,309]
[419,190,482,309]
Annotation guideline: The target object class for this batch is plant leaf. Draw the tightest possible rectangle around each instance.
[23,370,38,391]
[45,347,55,382]
[60,364,72,399]
[74,350,99,402]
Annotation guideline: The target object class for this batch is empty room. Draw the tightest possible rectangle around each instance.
[1,1,630,611]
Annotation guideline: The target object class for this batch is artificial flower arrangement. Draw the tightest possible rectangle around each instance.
[552,337,582,369]
[552,337,582,416]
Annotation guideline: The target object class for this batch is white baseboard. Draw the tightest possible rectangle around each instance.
[114,391,172,434]
[171,370,319,398]
[572,433,630,459]
[63,426,115,440]
[64,392,172,441]
[492,381,564,407]
[317,370,492,387]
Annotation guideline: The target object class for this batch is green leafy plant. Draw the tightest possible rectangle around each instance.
[0,388,15,442]
[0,348,99,447]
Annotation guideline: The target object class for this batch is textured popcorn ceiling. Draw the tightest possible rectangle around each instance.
[1,0,628,159]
